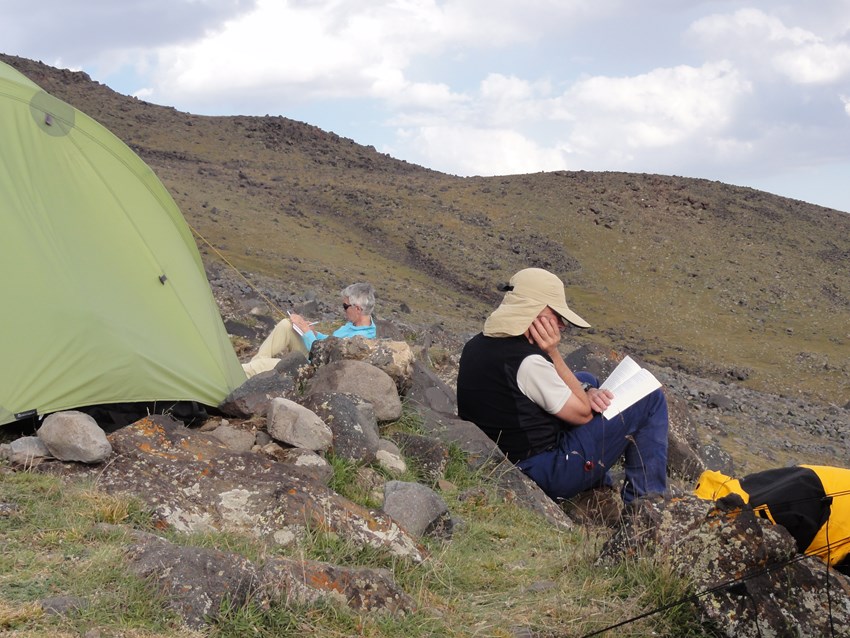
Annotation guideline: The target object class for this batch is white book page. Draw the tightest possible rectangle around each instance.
[600,358,662,419]
[600,356,641,392]
[287,310,305,336]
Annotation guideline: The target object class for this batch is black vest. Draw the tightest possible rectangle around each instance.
[457,333,563,462]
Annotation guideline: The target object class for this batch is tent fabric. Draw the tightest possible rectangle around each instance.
[0,61,246,426]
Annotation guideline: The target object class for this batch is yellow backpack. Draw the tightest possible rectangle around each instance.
[695,465,850,568]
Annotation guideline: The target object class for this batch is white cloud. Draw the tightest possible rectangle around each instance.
[134,0,625,111]
[553,62,752,166]
[688,8,850,85]
[4,0,849,211]
[398,125,566,176]
[774,42,850,84]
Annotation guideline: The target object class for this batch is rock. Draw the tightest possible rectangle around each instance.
[389,432,448,482]
[307,360,402,421]
[37,411,112,463]
[406,360,457,416]
[599,493,850,637]
[45,415,426,563]
[5,436,53,466]
[208,424,255,452]
[261,443,333,484]
[706,393,734,410]
[301,393,381,464]
[665,393,706,481]
[310,337,415,393]
[376,439,407,475]
[267,398,333,451]
[260,557,415,615]
[40,595,88,616]
[125,532,259,629]
[383,481,453,539]
[219,371,297,418]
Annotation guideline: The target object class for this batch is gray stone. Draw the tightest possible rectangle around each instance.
[308,360,402,421]
[40,595,88,616]
[6,436,53,466]
[406,359,457,416]
[37,411,112,463]
[267,397,333,451]
[376,438,407,475]
[390,432,448,482]
[261,443,333,484]
[219,372,297,418]
[208,424,255,452]
[302,393,381,464]
[382,480,452,539]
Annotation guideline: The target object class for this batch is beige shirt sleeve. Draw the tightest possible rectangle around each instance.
[517,354,573,414]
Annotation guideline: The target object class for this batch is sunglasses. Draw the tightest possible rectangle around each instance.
[343,303,353,310]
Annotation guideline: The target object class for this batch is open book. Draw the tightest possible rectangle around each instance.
[287,311,316,337]
[598,356,662,420]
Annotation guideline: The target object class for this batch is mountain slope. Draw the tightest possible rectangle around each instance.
[4,53,848,404]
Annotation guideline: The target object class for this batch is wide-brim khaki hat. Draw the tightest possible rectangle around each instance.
[483,268,590,337]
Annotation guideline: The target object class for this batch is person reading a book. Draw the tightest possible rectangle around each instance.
[242,282,377,378]
[456,268,669,504]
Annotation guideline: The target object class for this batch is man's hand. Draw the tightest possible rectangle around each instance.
[289,312,313,334]
[586,387,614,414]
[525,315,561,355]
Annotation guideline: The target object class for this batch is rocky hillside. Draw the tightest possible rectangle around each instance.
[3,52,849,474]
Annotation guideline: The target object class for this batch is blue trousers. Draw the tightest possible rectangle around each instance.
[516,372,669,504]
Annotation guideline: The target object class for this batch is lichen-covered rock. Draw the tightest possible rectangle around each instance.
[307,360,402,421]
[48,415,426,563]
[260,557,415,615]
[599,493,850,637]
[301,392,381,464]
[122,529,415,629]
[310,337,414,394]
[125,532,259,630]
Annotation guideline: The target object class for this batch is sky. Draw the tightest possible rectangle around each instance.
[4,0,850,213]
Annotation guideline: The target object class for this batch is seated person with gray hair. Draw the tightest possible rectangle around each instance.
[242,282,377,378]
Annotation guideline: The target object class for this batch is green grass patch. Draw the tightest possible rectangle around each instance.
[0,457,710,638]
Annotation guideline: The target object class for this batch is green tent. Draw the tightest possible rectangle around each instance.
[0,60,246,426]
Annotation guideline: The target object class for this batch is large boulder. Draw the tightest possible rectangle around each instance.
[266,397,333,451]
[37,411,112,463]
[301,393,381,464]
[310,337,415,394]
[307,360,402,422]
[45,415,426,563]
[599,492,850,637]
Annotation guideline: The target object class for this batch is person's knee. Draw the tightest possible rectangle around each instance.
[575,371,599,387]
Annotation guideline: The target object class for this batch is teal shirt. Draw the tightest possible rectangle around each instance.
[301,319,376,351]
